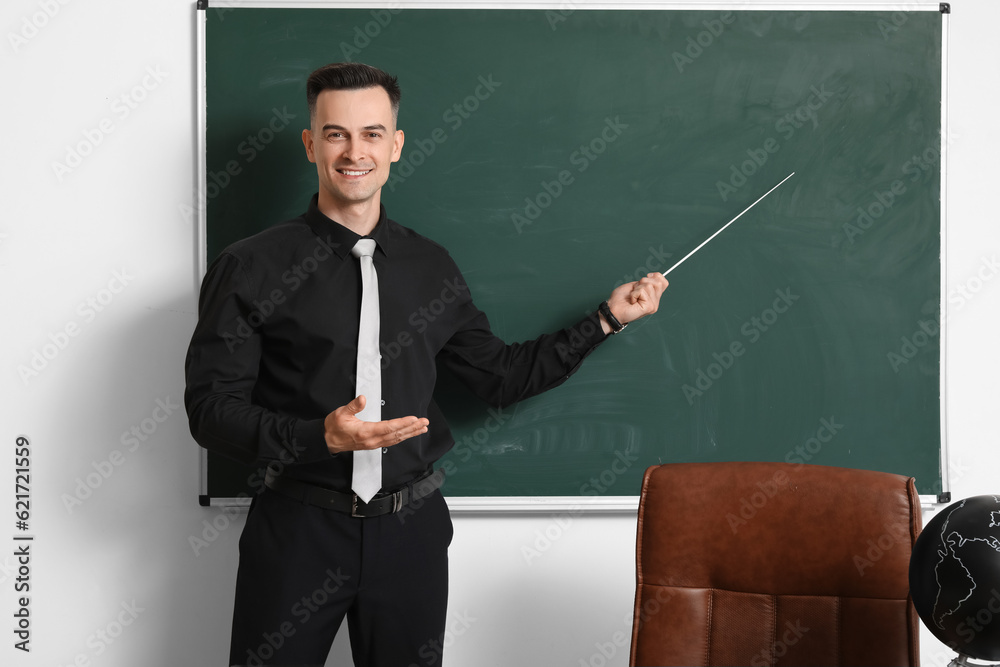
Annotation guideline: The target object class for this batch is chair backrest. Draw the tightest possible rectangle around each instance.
[630,462,921,667]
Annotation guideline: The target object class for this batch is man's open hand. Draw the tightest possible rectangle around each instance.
[323,395,429,454]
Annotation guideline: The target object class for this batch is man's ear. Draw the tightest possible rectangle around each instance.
[302,128,317,163]
[390,129,404,163]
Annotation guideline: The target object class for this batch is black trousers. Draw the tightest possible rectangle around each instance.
[229,486,453,667]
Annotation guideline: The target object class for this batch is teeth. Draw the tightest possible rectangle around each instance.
[341,169,371,176]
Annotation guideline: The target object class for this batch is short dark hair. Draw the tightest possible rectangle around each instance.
[306,62,401,123]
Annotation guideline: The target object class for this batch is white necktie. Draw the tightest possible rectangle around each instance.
[351,239,382,503]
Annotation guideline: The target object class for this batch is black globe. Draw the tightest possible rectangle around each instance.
[910,495,1000,660]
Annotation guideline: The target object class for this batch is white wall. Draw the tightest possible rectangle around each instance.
[2,1,997,666]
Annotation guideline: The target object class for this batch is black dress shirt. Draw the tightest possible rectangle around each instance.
[184,195,608,491]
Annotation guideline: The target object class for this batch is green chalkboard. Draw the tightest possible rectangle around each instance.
[199,6,944,501]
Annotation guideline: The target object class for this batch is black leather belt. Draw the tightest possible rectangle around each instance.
[264,467,444,518]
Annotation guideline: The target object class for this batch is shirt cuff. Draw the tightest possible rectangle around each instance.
[571,311,611,350]
[291,417,334,462]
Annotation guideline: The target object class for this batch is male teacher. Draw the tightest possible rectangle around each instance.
[185,62,668,667]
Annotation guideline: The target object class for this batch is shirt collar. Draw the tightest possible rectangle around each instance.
[304,194,391,259]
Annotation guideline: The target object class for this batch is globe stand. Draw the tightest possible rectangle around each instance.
[949,653,1000,667]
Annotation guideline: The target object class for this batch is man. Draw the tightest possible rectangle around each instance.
[185,62,668,667]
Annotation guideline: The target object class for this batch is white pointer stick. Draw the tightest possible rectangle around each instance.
[662,171,795,276]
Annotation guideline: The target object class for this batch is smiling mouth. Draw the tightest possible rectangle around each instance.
[338,168,372,176]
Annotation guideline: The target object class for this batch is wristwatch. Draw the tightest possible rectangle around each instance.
[599,301,627,334]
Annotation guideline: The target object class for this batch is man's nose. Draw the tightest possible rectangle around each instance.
[342,140,366,163]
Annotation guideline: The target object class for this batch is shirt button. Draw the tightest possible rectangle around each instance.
[380,400,386,406]
[382,448,388,454]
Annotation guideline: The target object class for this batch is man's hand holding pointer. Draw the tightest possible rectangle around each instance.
[599,273,669,335]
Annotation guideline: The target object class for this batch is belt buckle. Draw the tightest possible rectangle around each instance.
[352,491,404,517]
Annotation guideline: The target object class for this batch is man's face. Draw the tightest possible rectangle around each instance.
[302,86,404,211]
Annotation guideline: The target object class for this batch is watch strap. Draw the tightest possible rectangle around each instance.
[599,301,627,334]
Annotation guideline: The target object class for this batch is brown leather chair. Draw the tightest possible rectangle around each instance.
[630,462,921,666]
